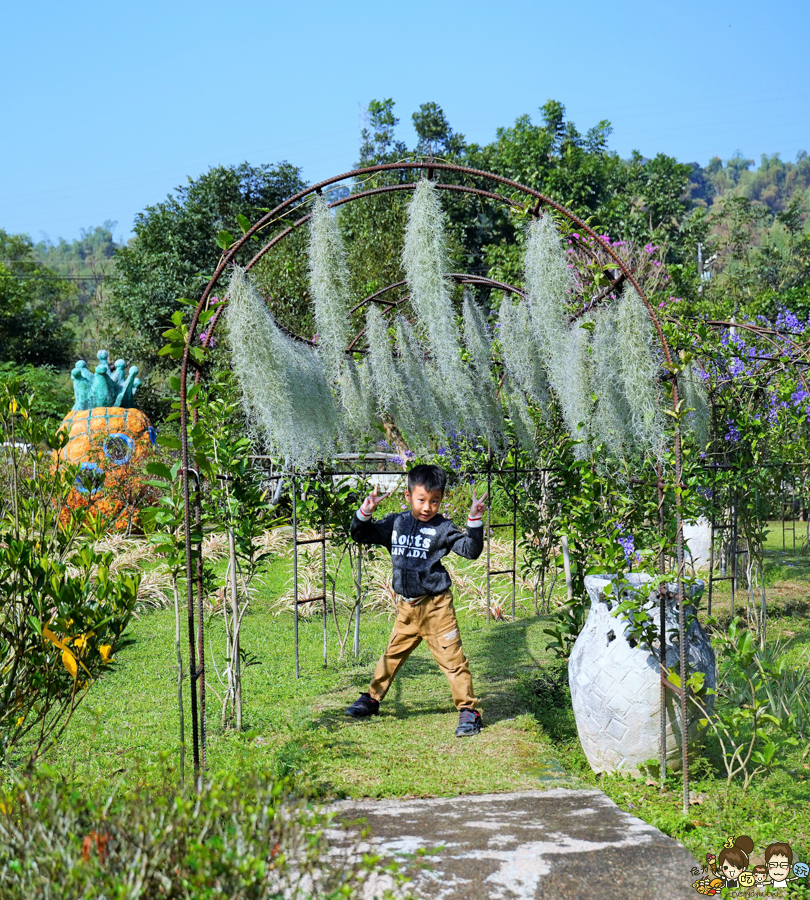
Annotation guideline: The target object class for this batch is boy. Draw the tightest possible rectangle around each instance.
[344,464,487,737]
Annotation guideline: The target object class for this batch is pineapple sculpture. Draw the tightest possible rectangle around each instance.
[59,351,156,530]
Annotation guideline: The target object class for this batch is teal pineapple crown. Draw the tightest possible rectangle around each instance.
[71,351,141,411]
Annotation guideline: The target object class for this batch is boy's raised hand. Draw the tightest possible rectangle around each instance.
[360,484,390,516]
[468,487,488,521]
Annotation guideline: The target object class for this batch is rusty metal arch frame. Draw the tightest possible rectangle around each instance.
[178,161,689,809]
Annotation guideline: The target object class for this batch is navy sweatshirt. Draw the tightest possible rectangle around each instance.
[351,508,484,599]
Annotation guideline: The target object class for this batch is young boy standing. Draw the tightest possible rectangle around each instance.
[344,464,487,737]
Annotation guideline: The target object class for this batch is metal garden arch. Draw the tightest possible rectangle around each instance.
[177,161,691,807]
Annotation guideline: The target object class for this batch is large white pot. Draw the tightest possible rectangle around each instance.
[568,574,716,774]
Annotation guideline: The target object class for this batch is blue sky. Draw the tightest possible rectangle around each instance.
[2,0,808,244]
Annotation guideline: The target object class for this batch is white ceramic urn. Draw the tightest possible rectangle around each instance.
[568,573,716,774]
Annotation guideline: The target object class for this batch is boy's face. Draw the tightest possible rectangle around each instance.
[754,872,766,884]
[404,485,443,522]
[767,854,790,881]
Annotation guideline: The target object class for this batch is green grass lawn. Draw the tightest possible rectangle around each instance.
[33,522,810,871]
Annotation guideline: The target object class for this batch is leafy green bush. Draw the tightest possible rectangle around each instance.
[0,771,403,899]
[0,385,138,763]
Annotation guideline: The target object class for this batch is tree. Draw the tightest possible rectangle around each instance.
[412,102,465,158]
[104,162,305,418]
[0,230,73,367]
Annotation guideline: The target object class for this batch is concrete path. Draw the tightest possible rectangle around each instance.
[330,788,700,899]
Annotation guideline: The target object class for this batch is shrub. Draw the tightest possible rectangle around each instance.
[0,385,138,764]
[0,770,404,899]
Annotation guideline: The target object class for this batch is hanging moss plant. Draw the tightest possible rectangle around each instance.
[591,306,634,455]
[308,195,352,380]
[462,294,504,446]
[402,180,479,430]
[617,286,664,456]
[524,215,571,361]
[224,266,339,467]
[497,297,549,407]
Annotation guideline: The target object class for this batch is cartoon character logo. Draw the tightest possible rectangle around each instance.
[690,838,807,895]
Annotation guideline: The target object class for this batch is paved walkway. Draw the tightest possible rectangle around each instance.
[329,788,700,899]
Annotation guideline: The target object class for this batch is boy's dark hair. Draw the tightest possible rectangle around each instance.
[753,865,767,875]
[407,464,447,495]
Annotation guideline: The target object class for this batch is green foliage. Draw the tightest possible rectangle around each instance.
[0,769,401,899]
[0,230,73,367]
[0,385,138,764]
[690,618,805,797]
[106,162,305,414]
[0,362,72,423]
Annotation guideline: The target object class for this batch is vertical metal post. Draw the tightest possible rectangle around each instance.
[353,546,362,658]
[486,463,492,625]
[730,499,737,620]
[707,511,715,618]
[195,473,206,773]
[792,476,797,553]
[659,583,667,791]
[293,474,299,679]
[228,527,242,731]
[321,485,327,670]
[512,449,517,620]
[782,477,787,552]
[658,460,667,789]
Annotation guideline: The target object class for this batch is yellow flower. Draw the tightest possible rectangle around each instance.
[16,716,24,726]
[74,634,89,652]
[99,644,113,664]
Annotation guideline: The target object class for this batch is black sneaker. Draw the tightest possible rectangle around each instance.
[344,693,380,718]
[456,708,482,737]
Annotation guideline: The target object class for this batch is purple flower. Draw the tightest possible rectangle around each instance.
[390,455,405,466]
[377,439,390,450]
[644,242,658,254]
[617,532,642,564]
[199,331,216,348]
[210,295,222,305]
[404,450,416,458]
[437,446,447,456]
[724,420,742,443]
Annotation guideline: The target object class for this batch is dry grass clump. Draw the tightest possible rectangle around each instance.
[134,568,174,611]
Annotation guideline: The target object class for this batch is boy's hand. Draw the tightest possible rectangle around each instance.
[360,484,390,517]
[468,488,488,521]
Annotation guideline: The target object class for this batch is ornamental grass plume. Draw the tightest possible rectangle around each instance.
[524,215,571,360]
[402,180,477,419]
[592,306,634,455]
[617,285,664,455]
[308,196,352,380]
[225,265,339,467]
[497,297,549,407]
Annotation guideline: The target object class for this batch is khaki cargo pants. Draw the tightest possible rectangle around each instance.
[368,591,478,710]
